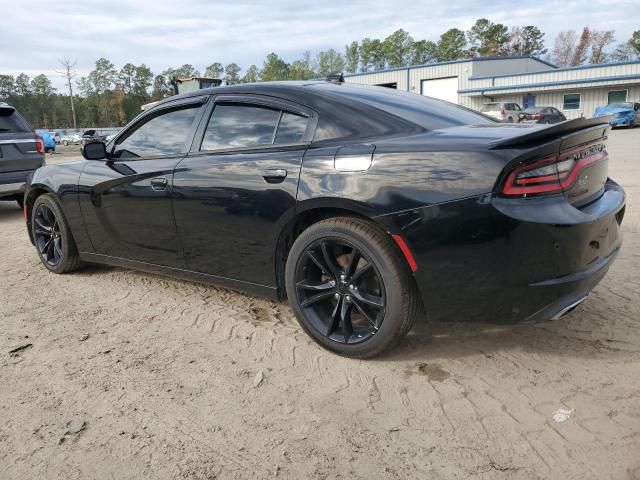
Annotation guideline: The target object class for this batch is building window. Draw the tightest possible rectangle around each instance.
[608,90,627,104]
[563,93,581,110]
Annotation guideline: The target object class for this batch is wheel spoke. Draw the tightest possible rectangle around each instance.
[345,249,361,278]
[320,241,342,278]
[301,290,335,308]
[351,297,379,328]
[306,250,330,275]
[45,237,55,261]
[297,279,335,291]
[39,237,52,256]
[53,238,63,260]
[340,300,353,342]
[351,289,384,308]
[35,218,51,232]
[350,262,373,283]
[325,297,342,336]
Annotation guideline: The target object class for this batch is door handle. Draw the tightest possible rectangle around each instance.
[150,177,168,191]
[263,169,287,184]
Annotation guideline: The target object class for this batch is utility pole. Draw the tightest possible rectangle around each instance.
[57,58,77,129]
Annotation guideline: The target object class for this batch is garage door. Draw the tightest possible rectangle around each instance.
[421,77,459,104]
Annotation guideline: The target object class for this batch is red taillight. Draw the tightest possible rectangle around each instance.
[531,114,542,119]
[500,106,505,116]
[501,144,607,197]
[35,135,44,154]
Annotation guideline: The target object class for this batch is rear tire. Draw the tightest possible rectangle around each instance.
[285,217,419,358]
[32,194,83,274]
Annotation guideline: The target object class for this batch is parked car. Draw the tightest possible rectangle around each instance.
[518,106,566,124]
[0,102,45,208]
[480,102,522,122]
[23,81,625,358]
[61,133,82,146]
[592,102,639,127]
[36,130,56,153]
[80,129,107,147]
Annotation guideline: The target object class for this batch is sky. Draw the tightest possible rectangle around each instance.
[0,0,638,90]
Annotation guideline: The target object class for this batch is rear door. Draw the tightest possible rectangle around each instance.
[0,106,42,189]
[172,94,315,286]
[78,97,207,267]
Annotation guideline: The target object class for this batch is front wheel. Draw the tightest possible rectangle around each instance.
[31,194,83,274]
[285,217,419,358]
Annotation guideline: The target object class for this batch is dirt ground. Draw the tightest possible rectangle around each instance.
[1,130,639,480]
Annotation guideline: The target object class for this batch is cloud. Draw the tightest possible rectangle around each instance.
[0,0,636,90]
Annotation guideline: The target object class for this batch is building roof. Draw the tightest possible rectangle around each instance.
[344,55,556,78]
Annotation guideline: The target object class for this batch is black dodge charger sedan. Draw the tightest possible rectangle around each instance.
[23,80,625,358]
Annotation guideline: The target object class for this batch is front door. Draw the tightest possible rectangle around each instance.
[172,95,315,286]
[78,99,206,268]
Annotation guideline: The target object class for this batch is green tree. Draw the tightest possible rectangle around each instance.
[436,28,467,61]
[508,26,547,56]
[224,63,241,84]
[383,29,414,67]
[630,30,640,55]
[467,18,509,56]
[360,38,385,71]
[119,63,136,93]
[132,64,153,97]
[0,74,14,99]
[241,65,260,83]
[204,62,224,78]
[411,40,437,64]
[260,53,289,81]
[317,49,346,76]
[288,52,316,80]
[345,41,359,73]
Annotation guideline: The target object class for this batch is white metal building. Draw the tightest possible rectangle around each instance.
[344,56,640,119]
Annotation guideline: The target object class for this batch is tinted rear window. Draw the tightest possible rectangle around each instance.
[320,85,493,130]
[504,103,521,111]
[274,112,308,144]
[0,107,31,132]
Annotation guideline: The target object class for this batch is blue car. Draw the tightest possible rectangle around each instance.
[35,130,56,152]
[593,102,640,127]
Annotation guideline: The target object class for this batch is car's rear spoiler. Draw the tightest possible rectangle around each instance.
[489,116,612,150]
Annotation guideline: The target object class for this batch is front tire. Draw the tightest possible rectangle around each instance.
[32,194,82,274]
[285,217,419,358]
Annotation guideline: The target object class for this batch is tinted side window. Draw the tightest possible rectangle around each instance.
[274,112,308,144]
[201,104,280,151]
[114,106,200,158]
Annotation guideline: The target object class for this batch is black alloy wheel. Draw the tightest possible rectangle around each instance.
[34,203,63,267]
[294,237,386,344]
[285,217,419,358]
[31,194,83,274]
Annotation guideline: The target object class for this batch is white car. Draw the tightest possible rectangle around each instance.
[61,133,82,146]
[480,102,522,123]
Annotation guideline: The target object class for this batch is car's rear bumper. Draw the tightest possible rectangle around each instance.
[379,179,625,324]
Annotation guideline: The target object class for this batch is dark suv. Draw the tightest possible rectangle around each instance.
[0,102,44,207]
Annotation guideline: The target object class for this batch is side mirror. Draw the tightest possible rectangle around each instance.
[82,141,108,160]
